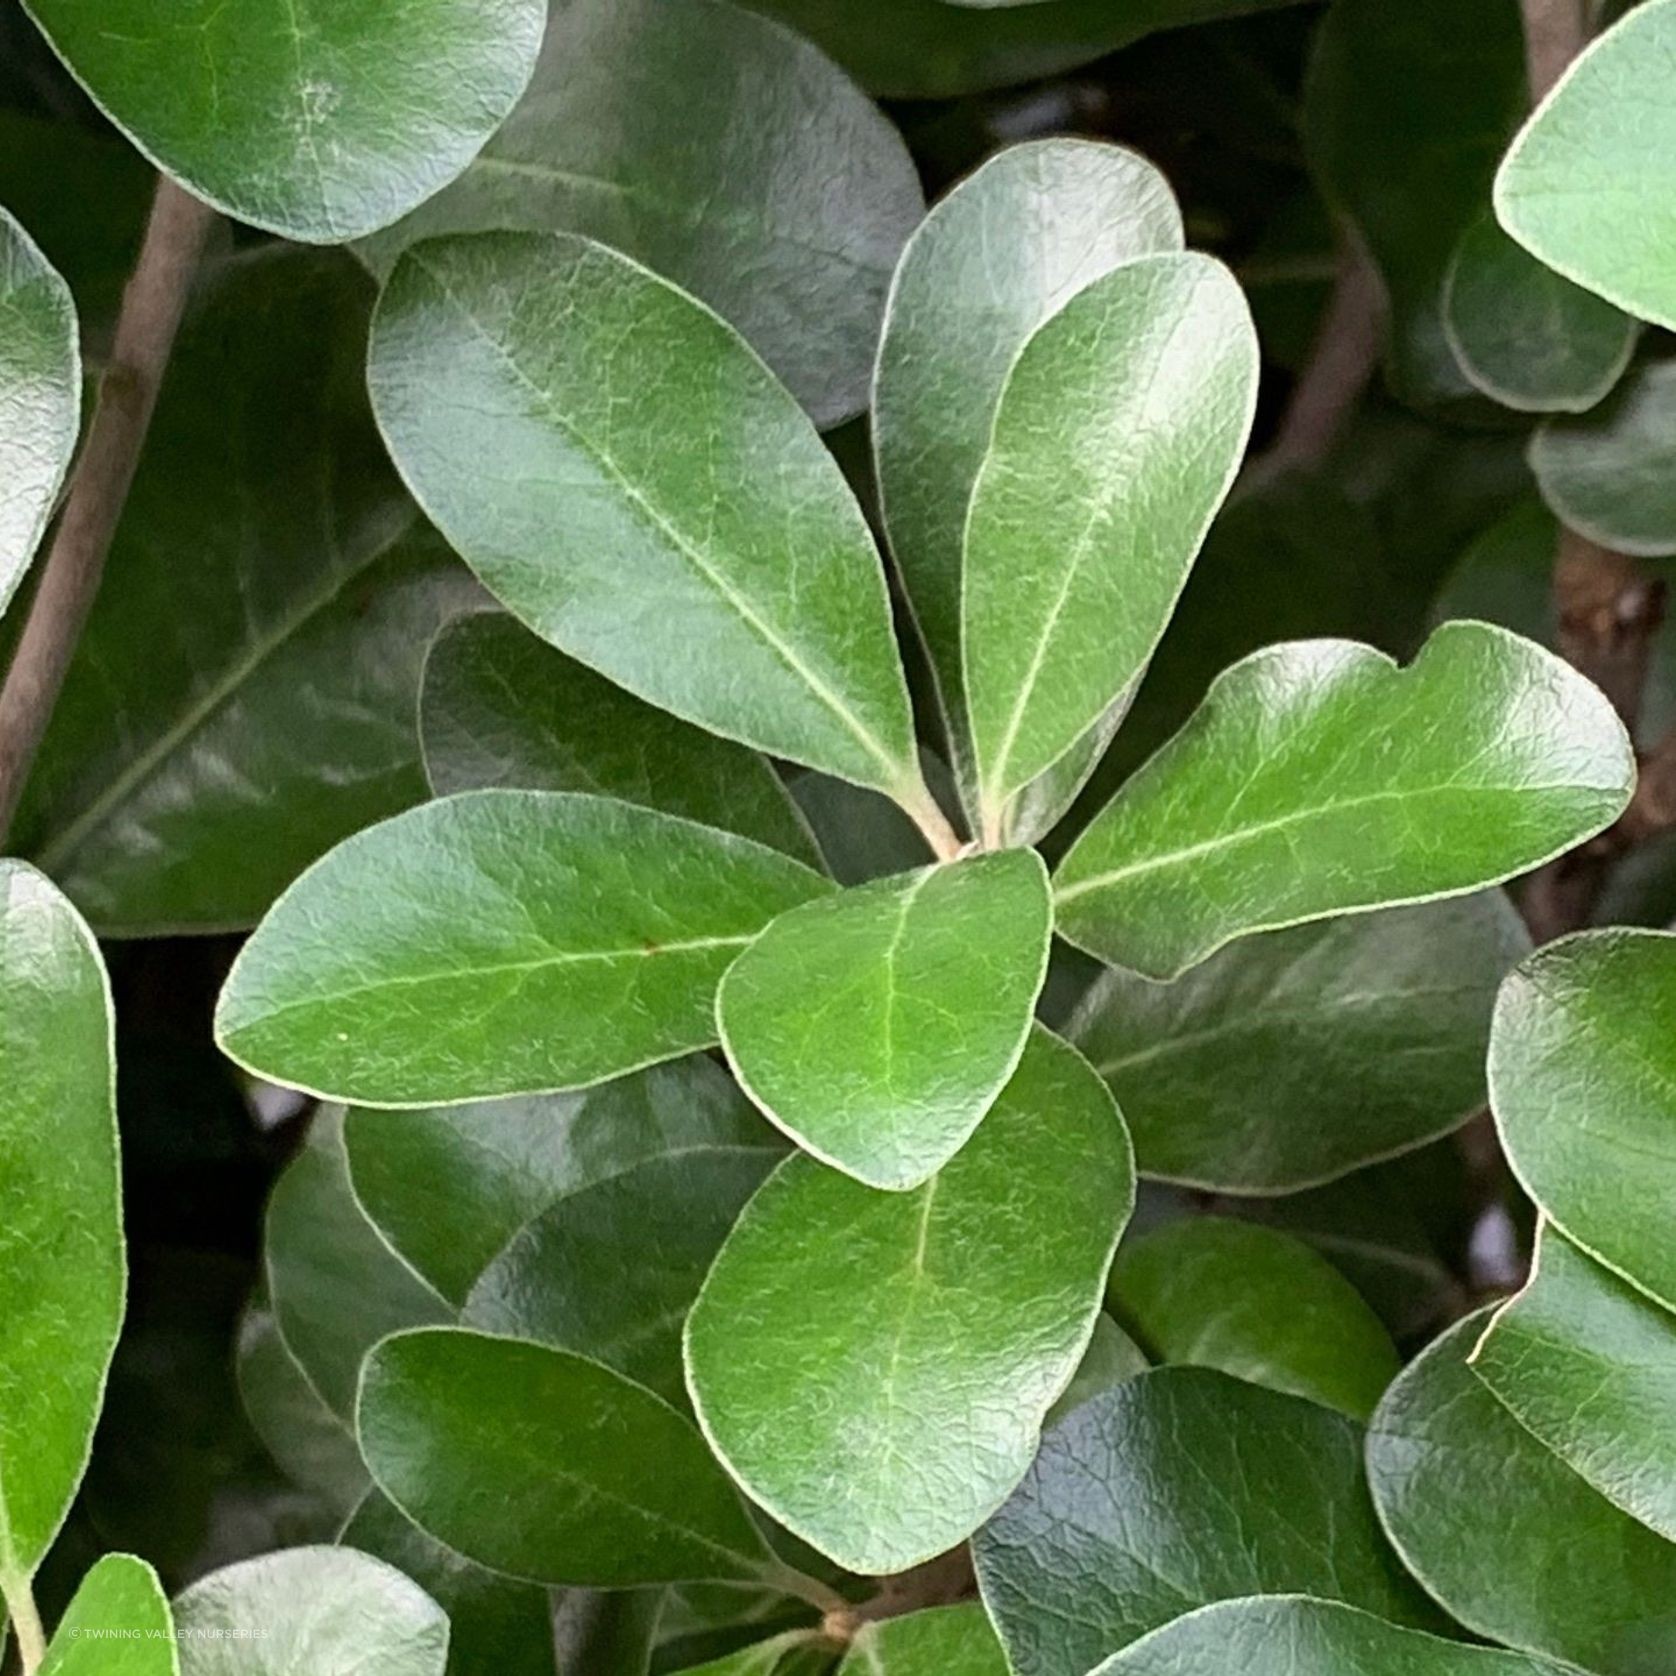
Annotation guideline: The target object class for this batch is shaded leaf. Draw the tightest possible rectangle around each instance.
[1045,1315,1150,1428]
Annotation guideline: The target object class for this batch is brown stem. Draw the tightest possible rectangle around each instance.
[0,175,215,842]
[1519,0,1590,100]
[823,1546,978,1644]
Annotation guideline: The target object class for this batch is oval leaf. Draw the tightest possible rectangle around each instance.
[840,1605,1009,1676]
[873,138,1182,765]
[0,207,77,622]
[21,0,543,242]
[964,252,1258,827]
[1069,894,1528,1192]
[359,1327,777,1588]
[356,0,921,428]
[0,862,122,1589]
[1367,1312,1676,1673]
[1109,1218,1399,1420]
[718,850,1051,1188]
[1496,0,1676,332]
[1054,623,1633,980]
[172,1547,449,1676]
[215,790,831,1107]
[973,1368,1436,1676]
[368,232,922,803]
[42,1556,174,1676]
[687,1027,1134,1574]
[420,612,820,867]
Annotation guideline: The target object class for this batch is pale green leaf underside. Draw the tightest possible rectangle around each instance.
[718,849,1051,1188]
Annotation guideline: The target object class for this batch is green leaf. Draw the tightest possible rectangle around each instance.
[674,1632,828,1676]
[344,1490,556,1676]
[265,1110,451,1421]
[687,1027,1133,1575]
[0,862,121,1591]
[1091,1598,1571,1676]
[1069,894,1528,1191]
[1442,211,1636,413]
[789,771,939,887]
[1054,622,1632,980]
[1473,1223,1676,1545]
[358,1327,777,1588]
[41,1555,175,1676]
[216,790,831,1107]
[1045,1314,1150,1428]
[14,248,477,936]
[356,0,921,429]
[1367,1312,1676,1674]
[839,1604,1009,1675]
[420,612,820,868]
[345,1056,777,1306]
[1304,0,1527,407]
[464,1144,780,1406]
[20,0,543,242]
[963,252,1258,828]
[0,207,77,622]
[1109,1218,1399,1420]
[718,851,1051,1188]
[1489,928,1676,1312]
[973,1368,1436,1676]
[1497,0,1676,332]
[872,138,1182,776]
[172,1547,450,1676]
[368,233,924,806]
[1529,360,1676,557]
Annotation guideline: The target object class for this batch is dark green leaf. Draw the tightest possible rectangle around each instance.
[216,790,831,1107]
[687,1028,1133,1574]
[1054,623,1632,980]
[41,1556,173,1676]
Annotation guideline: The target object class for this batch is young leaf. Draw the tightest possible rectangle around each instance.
[1529,361,1676,558]
[1110,1219,1399,1420]
[420,612,821,868]
[0,863,122,1592]
[1489,929,1676,1312]
[367,232,925,807]
[0,207,77,622]
[1054,623,1633,980]
[973,1369,1436,1676]
[356,0,922,429]
[1069,894,1528,1192]
[358,1327,778,1588]
[464,1145,780,1405]
[1092,1598,1572,1676]
[717,851,1051,1188]
[41,1555,174,1676]
[963,252,1258,828]
[12,249,477,935]
[345,1056,778,1305]
[1367,1313,1676,1674]
[839,1604,1009,1675]
[171,1547,450,1676]
[1442,211,1636,414]
[1473,1224,1676,1545]
[19,0,543,242]
[687,1027,1133,1575]
[215,790,831,1107]
[873,138,1183,768]
[1496,0,1676,332]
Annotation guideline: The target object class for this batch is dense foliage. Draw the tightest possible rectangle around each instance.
[3,1,1676,1672]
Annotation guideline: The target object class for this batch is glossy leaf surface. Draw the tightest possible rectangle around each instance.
[0,862,122,1587]
[41,1556,175,1676]
[975,1368,1434,1676]
[718,851,1051,1187]
[1070,895,1527,1191]
[0,207,77,622]
[1054,623,1632,979]
[368,233,921,799]
[964,252,1258,821]
[359,1328,776,1587]
[358,0,921,427]
[216,790,830,1106]
[687,1028,1133,1574]
[420,612,819,866]
[21,0,543,241]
